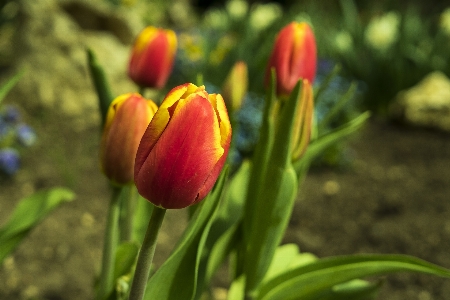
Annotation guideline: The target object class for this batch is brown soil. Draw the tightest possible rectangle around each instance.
[1,104,450,299]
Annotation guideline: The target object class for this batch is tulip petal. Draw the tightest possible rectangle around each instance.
[135,95,224,209]
[209,94,232,147]
[134,84,207,173]
[100,94,157,185]
[128,27,177,88]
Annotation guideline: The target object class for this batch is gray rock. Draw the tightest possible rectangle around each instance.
[390,71,450,131]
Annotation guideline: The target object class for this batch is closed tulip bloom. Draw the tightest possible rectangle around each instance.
[265,22,317,96]
[128,26,177,89]
[291,80,314,161]
[222,61,248,112]
[134,83,232,209]
[100,93,158,185]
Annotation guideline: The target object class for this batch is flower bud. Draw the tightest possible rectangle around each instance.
[265,22,317,96]
[221,61,248,112]
[128,26,177,89]
[100,93,158,185]
[291,80,314,161]
[134,83,232,209]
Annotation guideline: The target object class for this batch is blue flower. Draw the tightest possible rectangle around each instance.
[3,106,21,123]
[0,148,20,176]
[16,124,37,147]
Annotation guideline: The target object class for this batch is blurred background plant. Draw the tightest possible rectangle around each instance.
[308,0,450,115]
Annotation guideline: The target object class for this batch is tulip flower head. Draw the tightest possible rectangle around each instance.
[128,26,177,89]
[100,93,158,185]
[265,22,317,96]
[134,83,232,209]
[222,61,248,112]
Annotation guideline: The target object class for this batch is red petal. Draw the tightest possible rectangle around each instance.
[135,95,224,208]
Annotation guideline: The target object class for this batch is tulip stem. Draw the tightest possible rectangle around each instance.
[97,185,122,300]
[139,86,146,97]
[120,185,137,242]
[128,206,167,300]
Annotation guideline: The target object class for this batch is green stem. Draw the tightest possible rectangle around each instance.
[139,86,146,97]
[128,206,167,300]
[121,186,137,242]
[97,185,122,300]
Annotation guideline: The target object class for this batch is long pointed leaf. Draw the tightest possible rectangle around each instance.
[0,188,74,263]
[0,69,25,105]
[202,161,251,290]
[257,254,450,300]
[312,279,382,300]
[294,111,370,175]
[243,80,304,294]
[86,48,114,126]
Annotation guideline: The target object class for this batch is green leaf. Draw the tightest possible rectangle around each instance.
[313,64,341,106]
[263,244,301,283]
[86,48,114,126]
[314,279,382,300]
[104,242,140,300]
[318,81,358,131]
[244,71,277,220]
[0,69,25,105]
[294,111,371,175]
[114,242,140,280]
[144,168,228,300]
[0,188,74,263]
[289,252,318,270]
[227,275,246,300]
[242,78,305,295]
[263,245,318,287]
[256,254,450,300]
[203,161,251,286]
[243,165,298,295]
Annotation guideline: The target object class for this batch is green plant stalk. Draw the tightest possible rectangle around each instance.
[120,186,137,242]
[139,86,146,97]
[128,206,167,300]
[97,185,122,300]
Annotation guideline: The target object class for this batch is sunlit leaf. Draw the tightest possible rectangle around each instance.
[0,188,74,263]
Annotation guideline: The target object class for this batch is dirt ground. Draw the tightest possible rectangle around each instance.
[1,102,450,300]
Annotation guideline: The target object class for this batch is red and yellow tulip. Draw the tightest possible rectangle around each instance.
[265,22,317,96]
[128,26,177,89]
[100,93,158,185]
[134,83,232,209]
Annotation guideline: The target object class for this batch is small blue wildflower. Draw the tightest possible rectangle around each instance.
[0,148,20,176]
[3,105,21,123]
[16,124,37,147]
[0,121,13,143]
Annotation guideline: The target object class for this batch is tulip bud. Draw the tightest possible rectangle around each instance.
[291,80,314,161]
[221,61,248,112]
[128,26,177,89]
[100,93,158,185]
[265,22,317,96]
[134,83,232,209]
